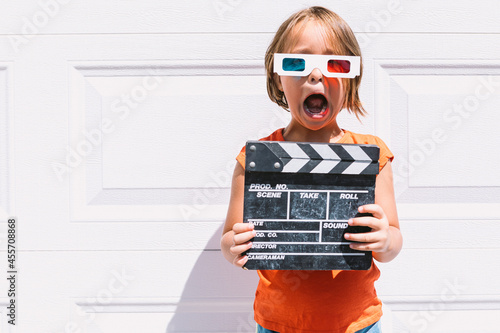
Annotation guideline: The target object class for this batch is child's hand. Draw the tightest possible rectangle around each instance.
[344,204,391,254]
[229,222,256,268]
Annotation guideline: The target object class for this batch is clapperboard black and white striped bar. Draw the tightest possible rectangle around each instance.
[243,141,380,270]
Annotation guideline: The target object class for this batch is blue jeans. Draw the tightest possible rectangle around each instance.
[257,320,381,333]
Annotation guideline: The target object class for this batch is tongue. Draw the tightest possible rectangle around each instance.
[304,95,326,113]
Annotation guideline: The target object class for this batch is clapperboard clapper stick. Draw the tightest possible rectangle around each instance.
[242,141,380,270]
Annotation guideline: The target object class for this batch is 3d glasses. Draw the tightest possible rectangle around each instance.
[274,53,360,78]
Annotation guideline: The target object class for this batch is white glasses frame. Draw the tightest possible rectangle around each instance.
[273,53,361,78]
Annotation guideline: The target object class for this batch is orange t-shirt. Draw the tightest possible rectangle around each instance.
[236,128,394,333]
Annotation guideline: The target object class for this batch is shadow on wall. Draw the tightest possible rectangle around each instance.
[166,223,259,333]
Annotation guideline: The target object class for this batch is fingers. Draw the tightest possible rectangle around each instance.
[232,252,249,268]
[347,204,387,230]
[232,223,255,245]
[344,231,381,244]
[347,216,377,229]
[345,227,390,252]
[229,240,253,257]
[230,223,256,268]
[233,222,254,234]
[344,204,390,252]
[347,230,389,252]
[358,204,384,219]
[348,240,376,251]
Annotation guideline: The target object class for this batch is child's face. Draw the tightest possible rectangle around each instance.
[277,20,345,132]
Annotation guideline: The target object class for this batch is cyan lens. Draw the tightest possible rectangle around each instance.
[282,58,305,72]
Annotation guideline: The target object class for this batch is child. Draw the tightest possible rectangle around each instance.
[221,6,402,333]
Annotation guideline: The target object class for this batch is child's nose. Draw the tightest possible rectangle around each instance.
[308,67,323,83]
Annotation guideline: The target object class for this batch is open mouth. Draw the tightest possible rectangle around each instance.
[303,94,328,118]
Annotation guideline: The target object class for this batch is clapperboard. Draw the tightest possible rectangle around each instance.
[243,141,380,270]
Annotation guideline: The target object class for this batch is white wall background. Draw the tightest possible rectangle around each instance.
[0,1,499,332]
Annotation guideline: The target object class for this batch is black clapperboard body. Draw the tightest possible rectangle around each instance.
[243,141,380,270]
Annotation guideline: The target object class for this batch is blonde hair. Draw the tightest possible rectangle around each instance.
[265,6,366,118]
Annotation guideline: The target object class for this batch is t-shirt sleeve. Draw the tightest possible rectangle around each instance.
[373,136,394,172]
[236,147,246,169]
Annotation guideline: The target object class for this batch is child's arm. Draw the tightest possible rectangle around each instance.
[344,161,403,263]
[220,163,256,267]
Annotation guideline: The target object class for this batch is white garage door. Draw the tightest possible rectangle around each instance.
[1,1,499,332]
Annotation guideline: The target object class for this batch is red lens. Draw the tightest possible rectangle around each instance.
[327,60,350,73]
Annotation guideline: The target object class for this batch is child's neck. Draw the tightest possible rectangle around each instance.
[283,122,344,143]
